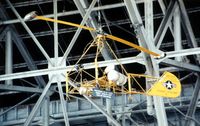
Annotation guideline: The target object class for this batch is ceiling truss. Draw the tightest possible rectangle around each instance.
[0,0,200,126]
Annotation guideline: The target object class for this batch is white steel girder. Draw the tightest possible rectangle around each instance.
[124,1,167,125]
[2,48,200,81]
[1,0,200,126]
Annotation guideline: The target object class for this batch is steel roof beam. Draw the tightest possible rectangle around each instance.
[0,56,143,81]
[124,0,160,55]
[1,3,125,25]
[165,47,200,58]
[184,75,200,126]
[178,0,198,49]
[144,0,154,116]
[1,0,157,25]
[0,94,37,116]
[42,95,50,126]
[155,0,178,48]
[74,1,114,124]
[24,77,53,126]
[57,78,70,126]
[67,78,121,126]
[4,0,62,8]
[3,0,151,9]
[0,4,46,88]
[0,26,9,40]
[174,6,182,62]
[60,0,97,65]
[2,45,200,81]
[6,0,53,65]
[124,0,168,125]
[2,37,199,70]
[178,0,200,64]
[5,29,13,85]
[74,0,97,38]
[0,84,43,93]
[157,0,174,37]
[54,0,58,60]
[1,104,197,126]
[11,32,46,87]
[11,6,200,40]
[161,59,200,72]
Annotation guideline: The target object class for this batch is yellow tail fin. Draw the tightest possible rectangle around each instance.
[146,72,181,98]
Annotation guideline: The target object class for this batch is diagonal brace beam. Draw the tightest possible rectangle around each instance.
[6,0,53,65]
[60,0,97,65]
[74,1,115,124]
[124,1,168,126]
[157,0,174,38]
[24,78,53,126]
[155,0,178,48]
[0,5,46,88]
[178,0,198,48]
[57,77,70,126]
[0,94,37,116]
[184,75,200,126]
[178,0,200,63]
[0,26,10,41]
[66,77,121,126]
[12,31,46,87]
[0,56,143,81]
[0,84,43,93]
[161,59,200,72]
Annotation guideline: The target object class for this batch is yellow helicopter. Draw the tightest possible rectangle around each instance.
[24,11,181,99]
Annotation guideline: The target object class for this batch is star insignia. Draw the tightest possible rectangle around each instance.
[163,81,175,90]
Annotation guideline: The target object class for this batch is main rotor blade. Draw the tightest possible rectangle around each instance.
[105,34,160,57]
[35,16,96,31]
[34,15,159,57]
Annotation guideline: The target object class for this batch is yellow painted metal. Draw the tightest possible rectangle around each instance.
[128,74,131,93]
[146,72,181,98]
[35,16,160,57]
[105,34,160,56]
[129,73,158,79]
[35,16,96,31]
